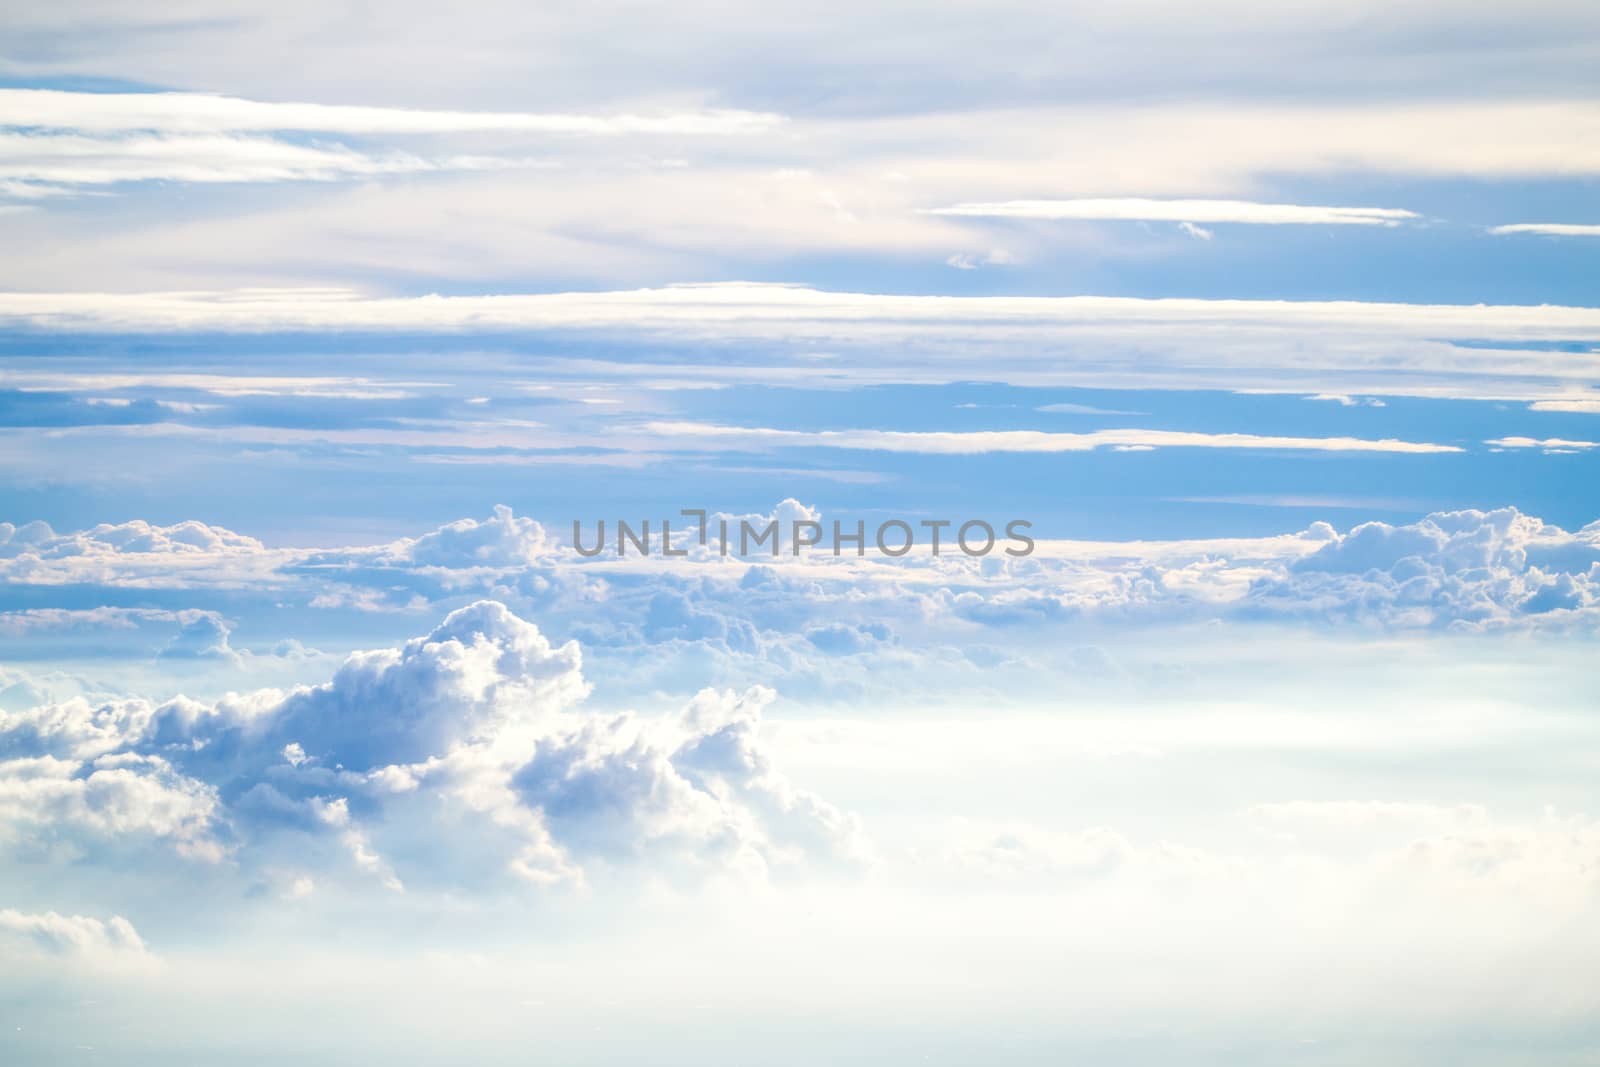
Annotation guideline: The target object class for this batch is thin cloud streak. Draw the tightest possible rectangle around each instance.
[3,284,1599,335]
[642,421,1464,454]
[927,198,1419,226]
[1490,223,1600,237]
[0,90,785,136]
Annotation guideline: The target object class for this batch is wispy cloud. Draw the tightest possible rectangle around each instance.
[642,421,1462,454]
[1529,398,1600,414]
[926,198,1419,227]
[0,131,492,186]
[2,285,1597,403]
[0,91,781,196]
[1036,403,1144,415]
[1486,436,1598,451]
[2,283,1597,336]
[1307,393,1386,407]
[1489,223,1600,237]
[0,90,784,137]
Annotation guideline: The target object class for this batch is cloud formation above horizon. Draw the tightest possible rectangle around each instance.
[5,503,1597,646]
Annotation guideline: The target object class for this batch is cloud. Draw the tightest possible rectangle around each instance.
[1486,436,1598,452]
[2,284,1596,406]
[1035,402,1143,415]
[0,752,223,860]
[1489,223,1600,237]
[0,91,781,198]
[1307,393,1385,407]
[945,249,1017,269]
[2,284,1599,339]
[1244,507,1600,628]
[379,504,551,569]
[0,131,472,188]
[640,420,1462,454]
[0,517,283,589]
[0,908,151,963]
[0,90,784,137]
[4,506,1598,697]
[0,601,865,889]
[927,197,1419,226]
[1529,398,1600,414]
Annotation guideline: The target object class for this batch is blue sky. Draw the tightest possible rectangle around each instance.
[2,4,1600,1065]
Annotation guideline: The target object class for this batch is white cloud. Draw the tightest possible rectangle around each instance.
[0,91,780,196]
[1529,398,1600,414]
[927,197,1419,226]
[0,283,1593,364]
[2,285,1596,410]
[945,248,1017,269]
[0,131,467,187]
[1486,435,1598,451]
[0,753,223,859]
[0,90,783,137]
[1307,393,1386,407]
[0,601,866,888]
[388,504,551,568]
[1035,402,1143,415]
[7,505,1597,659]
[640,420,1462,454]
[0,907,151,963]
[1489,223,1600,237]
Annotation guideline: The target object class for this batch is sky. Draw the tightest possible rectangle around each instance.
[2,4,1599,1065]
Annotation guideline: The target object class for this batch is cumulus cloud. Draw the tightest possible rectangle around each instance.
[0,517,283,589]
[0,601,865,889]
[0,517,261,557]
[1245,507,1600,628]
[374,503,551,568]
[4,505,1598,652]
[0,752,223,860]
[0,907,151,964]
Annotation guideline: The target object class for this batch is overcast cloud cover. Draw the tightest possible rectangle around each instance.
[2,2,1599,1065]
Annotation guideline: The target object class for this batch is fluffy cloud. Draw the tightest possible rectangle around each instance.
[4,505,1598,656]
[0,752,222,860]
[0,601,865,889]
[0,907,151,963]
[1247,507,1600,629]
[0,517,262,557]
